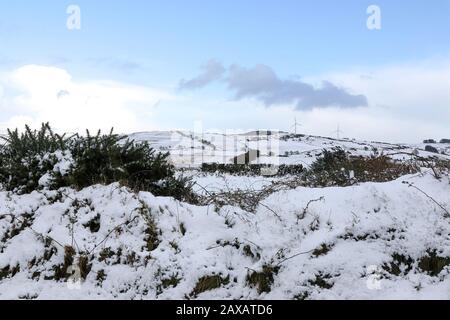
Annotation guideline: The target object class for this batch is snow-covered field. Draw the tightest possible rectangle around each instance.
[129,131,450,168]
[1,132,450,300]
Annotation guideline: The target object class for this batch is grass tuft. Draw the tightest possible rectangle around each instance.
[246,265,280,294]
[190,274,230,297]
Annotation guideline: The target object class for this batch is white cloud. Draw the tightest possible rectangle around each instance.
[172,58,450,142]
[0,65,173,133]
[320,60,450,117]
[1,60,450,143]
[296,59,450,142]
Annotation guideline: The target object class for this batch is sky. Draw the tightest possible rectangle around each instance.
[0,0,450,142]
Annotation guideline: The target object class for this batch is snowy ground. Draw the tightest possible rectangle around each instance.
[129,131,450,168]
[1,132,450,300]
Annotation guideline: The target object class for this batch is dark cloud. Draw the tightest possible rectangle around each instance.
[227,64,368,109]
[179,60,226,90]
[180,61,368,109]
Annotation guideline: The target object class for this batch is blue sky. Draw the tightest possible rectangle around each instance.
[1,1,450,141]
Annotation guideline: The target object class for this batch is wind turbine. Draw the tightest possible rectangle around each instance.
[291,117,302,135]
[331,124,344,140]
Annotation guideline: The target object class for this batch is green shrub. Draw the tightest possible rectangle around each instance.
[67,130,196,201]
[0,123,70,194]
[0,123,196,202]
[66,130,166,188]
[307,148,349,186]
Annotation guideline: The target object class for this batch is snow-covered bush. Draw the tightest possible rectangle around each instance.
[306,147,418,186]
[61,129,196,202]
[0,124,196,202]
[0,123,70,194]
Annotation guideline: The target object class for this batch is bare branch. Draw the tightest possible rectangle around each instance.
[298,197,325,221]
[403,181,450,218]
[0,213,64,248]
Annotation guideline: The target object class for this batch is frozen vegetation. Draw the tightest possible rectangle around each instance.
[1,125,450,299]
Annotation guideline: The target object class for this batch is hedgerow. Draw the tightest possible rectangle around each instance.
[305,147,419,187]
[200,163,304,177]
[0,123,195,202]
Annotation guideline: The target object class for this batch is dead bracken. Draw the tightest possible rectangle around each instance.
[190,274,230,297]
[246,265,280,294]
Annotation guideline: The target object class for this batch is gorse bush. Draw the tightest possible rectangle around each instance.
[64,130,170,189]
[306,148,350,186]
[306,147,418,187]
[0,123,195,201]
[65,129,196,201]
[0,123,71,193]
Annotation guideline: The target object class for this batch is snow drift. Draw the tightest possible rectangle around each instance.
[1,171,449,300]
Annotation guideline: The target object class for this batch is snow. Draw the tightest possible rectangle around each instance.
[1,132,450,300]
[127,131,450,169]
[1,170,449,300]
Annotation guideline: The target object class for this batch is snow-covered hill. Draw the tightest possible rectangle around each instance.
[128,131,450,168]
[129,131,450,196]
[1,131,449,300]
